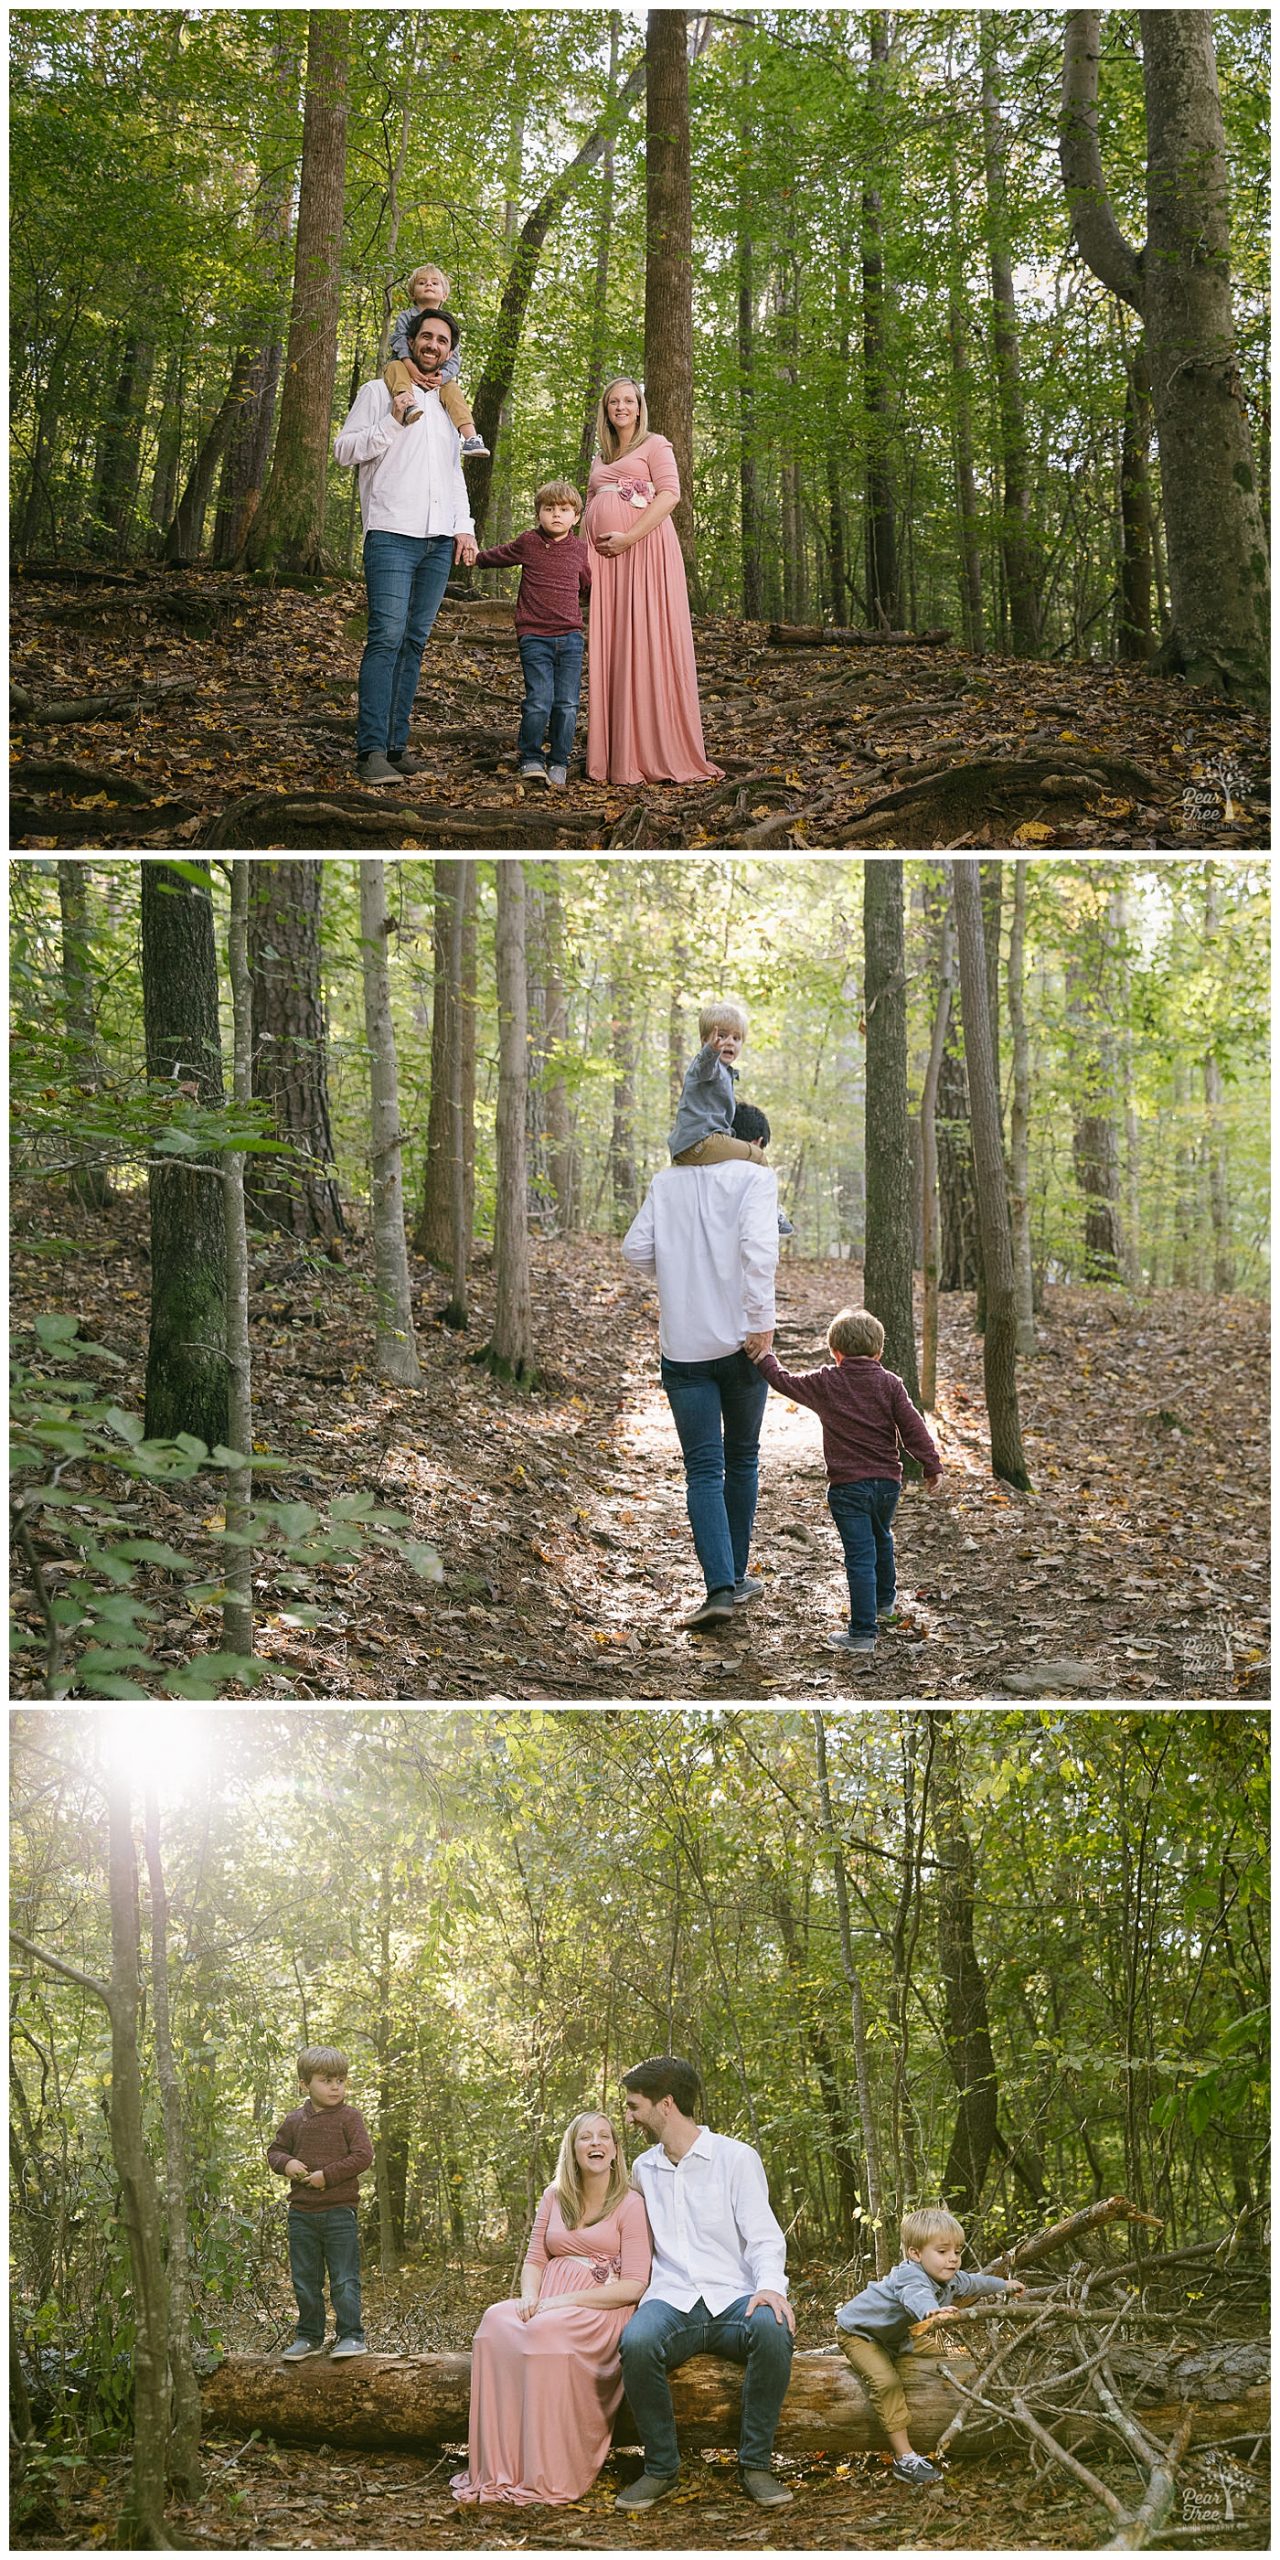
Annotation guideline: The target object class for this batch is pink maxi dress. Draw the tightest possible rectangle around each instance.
[584,433,723,784]
[451,2185,652,2507]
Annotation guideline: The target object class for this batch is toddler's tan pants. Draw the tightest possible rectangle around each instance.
[383,360,474,437]
[838,2331,908,2435]
[672,1133,768,1166]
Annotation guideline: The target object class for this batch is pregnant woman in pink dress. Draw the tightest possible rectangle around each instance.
[584,377,723,784]
[451,2111,652,2507]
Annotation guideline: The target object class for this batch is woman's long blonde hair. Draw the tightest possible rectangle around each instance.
[553,2111,631,2229]
[595,377,650,463]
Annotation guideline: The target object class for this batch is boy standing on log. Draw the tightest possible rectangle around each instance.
[836,2206,1024,2484]
[617,2055,795,2512]
[268,2045,374,2361]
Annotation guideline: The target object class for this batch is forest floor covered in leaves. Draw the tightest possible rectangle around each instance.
[10,567,1271,852]
[11,1207,1269,1703]
[17,2258,1271,2550]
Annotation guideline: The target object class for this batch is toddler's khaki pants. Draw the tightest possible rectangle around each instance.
[383,360,474,437]
[672,1133,768,1166]
[838,2330,909,2435]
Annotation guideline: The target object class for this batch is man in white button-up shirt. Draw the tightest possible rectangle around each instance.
[617,2055,794,2512]
[621,1160,778,1629]
[333,308,478,787]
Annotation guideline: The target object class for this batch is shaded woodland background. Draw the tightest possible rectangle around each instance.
[8,1707,1270,2550]
[8,857,1270,1704]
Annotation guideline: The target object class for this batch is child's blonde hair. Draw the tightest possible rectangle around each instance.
[698,1000,747,1042]
[408,261,451,296]
[829,1307,884,1359]
[535,478,582,514]
[297,2045,348,2087]
[901,2205,965,2254]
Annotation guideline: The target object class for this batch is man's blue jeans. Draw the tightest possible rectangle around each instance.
[620,2295,793,2475]
[827,1476,900,1637]
[287,2206,364,2344]
[517,631,584,767]
[357,530,454,756]
[660,1350,769,1595]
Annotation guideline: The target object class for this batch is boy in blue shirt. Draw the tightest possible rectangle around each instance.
[669,1003,767,1166]
[836,2206,1024,2483]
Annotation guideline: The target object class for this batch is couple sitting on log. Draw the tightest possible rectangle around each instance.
[269,2047,1022,2509]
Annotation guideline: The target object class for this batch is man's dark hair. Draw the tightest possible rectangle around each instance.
[732,1101,770,1147]
[407,305,460,351]
[622,2054,702,2118]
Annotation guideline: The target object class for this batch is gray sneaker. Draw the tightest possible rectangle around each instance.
[547,764,568,787]
[732,1578,764,1605]
[739,2467,794,2507]
[891,2451,942,2485]
[281,2338,325,2361]
[356,751,404,786]
[615,2471,680,2512]
[519,760,548,783]
[330,2337,368,2359]
[830,1630,876,1653]
[685,1587,735,1629]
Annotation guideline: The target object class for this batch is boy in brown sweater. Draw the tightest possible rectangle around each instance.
[751,1307,942,1654]
[268,2045,374,2358]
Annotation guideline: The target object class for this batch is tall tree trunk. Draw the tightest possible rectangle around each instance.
[736,35,764,620]
[972,860,1004,1338]
[1202,872,1234,1293]
[142,1795,203,2498]
[542,871,575,1232]
[1117,331,1155,661]
[149,351,184,541]
[244,12,350,573]
[980,18,1041,655]
[490,108,528,544]
[812,1713,888,2275]
[416,862,475,1309]
[93,329,155,556]
[952,860,1030,1488]
[862,861,921,1409]
[359,861,420,1385]
[861,14,900,629]
[1068,886,1124,1280]
[57,861,112,1209]
[609,976,639,1228]
[468,58,648,539]
[245,861,344,1243]
[919,901,956,1409]
[213,32,296,564]
[943,69,984,649]
[576,16,620,497]
[936,1026,978,1292]
[107,1775,174,2547]
[141,864,228,1448]
[929,1712,1001,2221]
[1060,8,1269,704]
[164,346,258,565]
[484,862,537,1384]
[222,864,254,1659]
[645,9,697,578]
[772,1881,861,2246]
[1007,862,1037,1352]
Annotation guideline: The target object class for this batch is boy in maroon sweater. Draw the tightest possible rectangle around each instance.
[475,479,591,785]
[751,1307,942,1655]
[268,2045,374,2359]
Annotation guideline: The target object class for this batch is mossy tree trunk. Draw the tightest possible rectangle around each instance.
[141,863,228,1449]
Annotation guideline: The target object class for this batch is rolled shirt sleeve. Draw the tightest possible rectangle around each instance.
[730,2145,788,2296]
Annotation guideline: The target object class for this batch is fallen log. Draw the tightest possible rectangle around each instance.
[767,623,952,647]
[193,792,604,851]
[201,2339,1267,2460]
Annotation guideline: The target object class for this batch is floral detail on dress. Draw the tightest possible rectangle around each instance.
[613,477,655,510]
[589,2252,622,2284]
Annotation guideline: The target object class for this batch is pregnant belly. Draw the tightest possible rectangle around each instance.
[586,483,642,544]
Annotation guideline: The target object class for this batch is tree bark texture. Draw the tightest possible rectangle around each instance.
[952,860,1030,1487]
[736,40,764,621]
[861,15,900,629]
[142,1796,203,2497]
[488,861,536,1381]
[222,863,254,1658]
[57,860,112,1209]
[141,864,228,1449]
[163,346,258,565]
[244,12,350,573]
[245,861,344,1243]
[468,59,648,538]
[1118,335,1156,660]
[645,10,697,573]
[919,902,956,1408]
[980,20,1041,655]
[929,1711,1001,2218]
[359,861,420,1384]
[417,862,464,1271]
[1007,863,1037,1351]
[862,860,921,1405]
[108,1775,174,2546]
[201,2344,1265,2460]
[576,15,620,496]
[1059,10,1269,703]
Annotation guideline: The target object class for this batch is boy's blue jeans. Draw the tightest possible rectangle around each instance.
[660,1351,769,1595]
[620,2294,794,2475]
[517,631,584,767]
[287,2206,364,2344]
[827,1476,900,1637]
[357,530,455,756]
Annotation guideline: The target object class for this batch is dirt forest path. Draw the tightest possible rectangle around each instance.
[12,1217,1267,1703]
